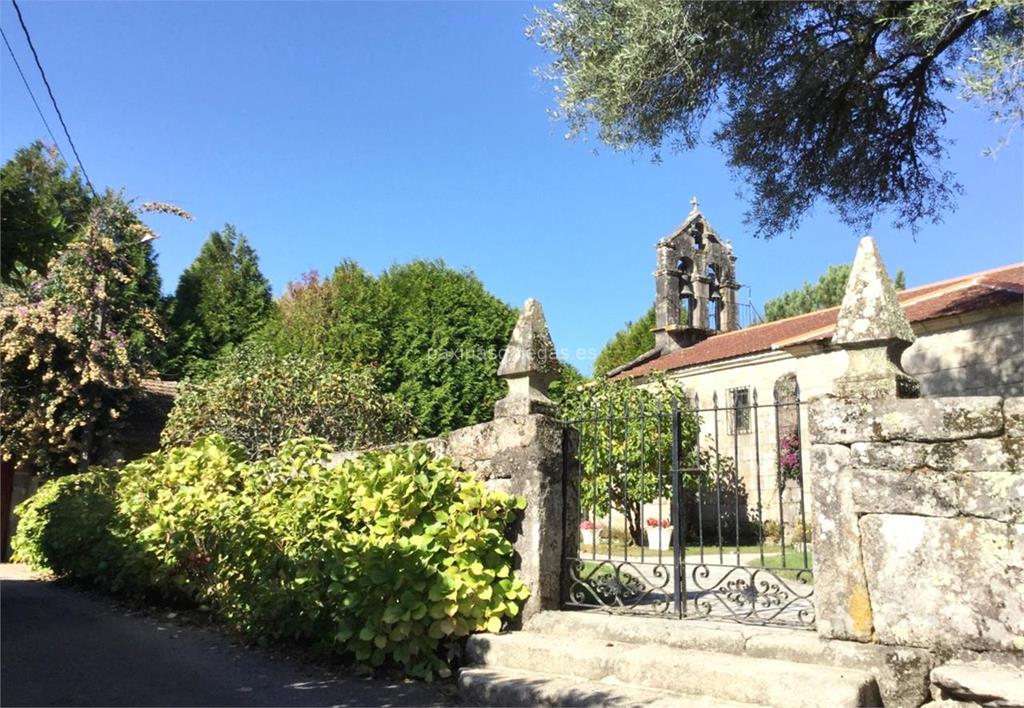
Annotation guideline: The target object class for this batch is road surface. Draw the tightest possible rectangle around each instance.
[1,564,453,707]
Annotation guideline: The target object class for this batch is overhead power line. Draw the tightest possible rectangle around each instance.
[1,24,68,165]
[1,26,66,162]
[10,0,97,196]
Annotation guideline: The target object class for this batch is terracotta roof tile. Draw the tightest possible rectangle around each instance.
[613,263,1024,379]
[139,379,179,397]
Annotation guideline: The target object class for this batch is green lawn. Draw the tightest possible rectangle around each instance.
[578,542,785,557]
[747,550,813,581]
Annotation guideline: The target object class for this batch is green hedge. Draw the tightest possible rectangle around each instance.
[12,437,529,679]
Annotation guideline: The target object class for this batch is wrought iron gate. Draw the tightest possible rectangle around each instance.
[561,384,815,627]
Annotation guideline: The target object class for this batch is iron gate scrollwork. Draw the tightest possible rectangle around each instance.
[561,384,815,628]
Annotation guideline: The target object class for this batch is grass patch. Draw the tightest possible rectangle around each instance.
[578,543,785,557]
[748,550,813,582]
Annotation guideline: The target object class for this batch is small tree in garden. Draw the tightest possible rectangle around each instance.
[161,343,415,459]
[1,196,189,474]
[561,376,702,545]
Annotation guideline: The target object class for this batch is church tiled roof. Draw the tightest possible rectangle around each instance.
[611,263,1024,380]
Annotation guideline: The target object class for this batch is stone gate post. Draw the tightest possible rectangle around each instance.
[491,298,565,623]
[808,236,919,642]
[808,238,1023,660]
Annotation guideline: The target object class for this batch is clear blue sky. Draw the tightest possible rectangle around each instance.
[3,1,1022,375]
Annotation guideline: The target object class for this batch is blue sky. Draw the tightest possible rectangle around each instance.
[2,1,1022,375]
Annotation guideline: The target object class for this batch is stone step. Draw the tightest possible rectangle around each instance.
[930,660,1024,706]
[465,632,881,708]
[524,611,930,706]
[458,667,760,707]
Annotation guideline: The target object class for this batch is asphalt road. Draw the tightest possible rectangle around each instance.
[0,564,453,707]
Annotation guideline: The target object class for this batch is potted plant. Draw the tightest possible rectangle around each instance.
[645,517,673,550]
[579,518,606,543]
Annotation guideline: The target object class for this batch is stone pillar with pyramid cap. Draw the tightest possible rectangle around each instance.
[831,236,920,399]
[492,298,566,622]
[495,298,561,417]
[808,237,919,644]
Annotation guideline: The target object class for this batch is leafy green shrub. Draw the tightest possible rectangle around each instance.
[161,343,415,459]
[13,437,528,679]
[11,467,122,582]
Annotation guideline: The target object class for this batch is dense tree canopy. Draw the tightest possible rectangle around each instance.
[262,259,519,437]
[258,262,386,367]
[1,196,184,473]
[376,260,518,436]
[763,263,906,321]
[530,0,1023,237]
[1,142,92,287]
[593,306,656,377]
[166,225,273,377]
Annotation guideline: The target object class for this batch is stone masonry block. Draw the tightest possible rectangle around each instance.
[860,514,1024,653]
[850,468,960,518]
[810,443,874,642]
[930,660,1024,706]
[1006,397,1024,439]
[850,439,1013,473]
[849,469,1023,523]
[810,396,1003,445]
[958,472,1024,523]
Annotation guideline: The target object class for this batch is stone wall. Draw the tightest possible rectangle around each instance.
[809,395,1024,655]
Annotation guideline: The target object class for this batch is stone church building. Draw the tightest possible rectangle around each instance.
[610,202,1023,398]
[609,202,1023,524]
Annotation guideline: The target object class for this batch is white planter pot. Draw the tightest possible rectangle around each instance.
[646,526,674,550]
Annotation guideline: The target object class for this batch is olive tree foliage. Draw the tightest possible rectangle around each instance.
[529,1,1023,237]
[1,196,190,473]
[592,306,656,377]
[763,263,906,322]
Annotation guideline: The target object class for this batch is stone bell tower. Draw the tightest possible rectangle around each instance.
[653,198,741,353]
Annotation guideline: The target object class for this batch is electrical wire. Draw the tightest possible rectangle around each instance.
[1,25,67,164]
[10,0,97,196]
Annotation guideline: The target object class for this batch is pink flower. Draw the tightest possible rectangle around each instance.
[645,517,671,528]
